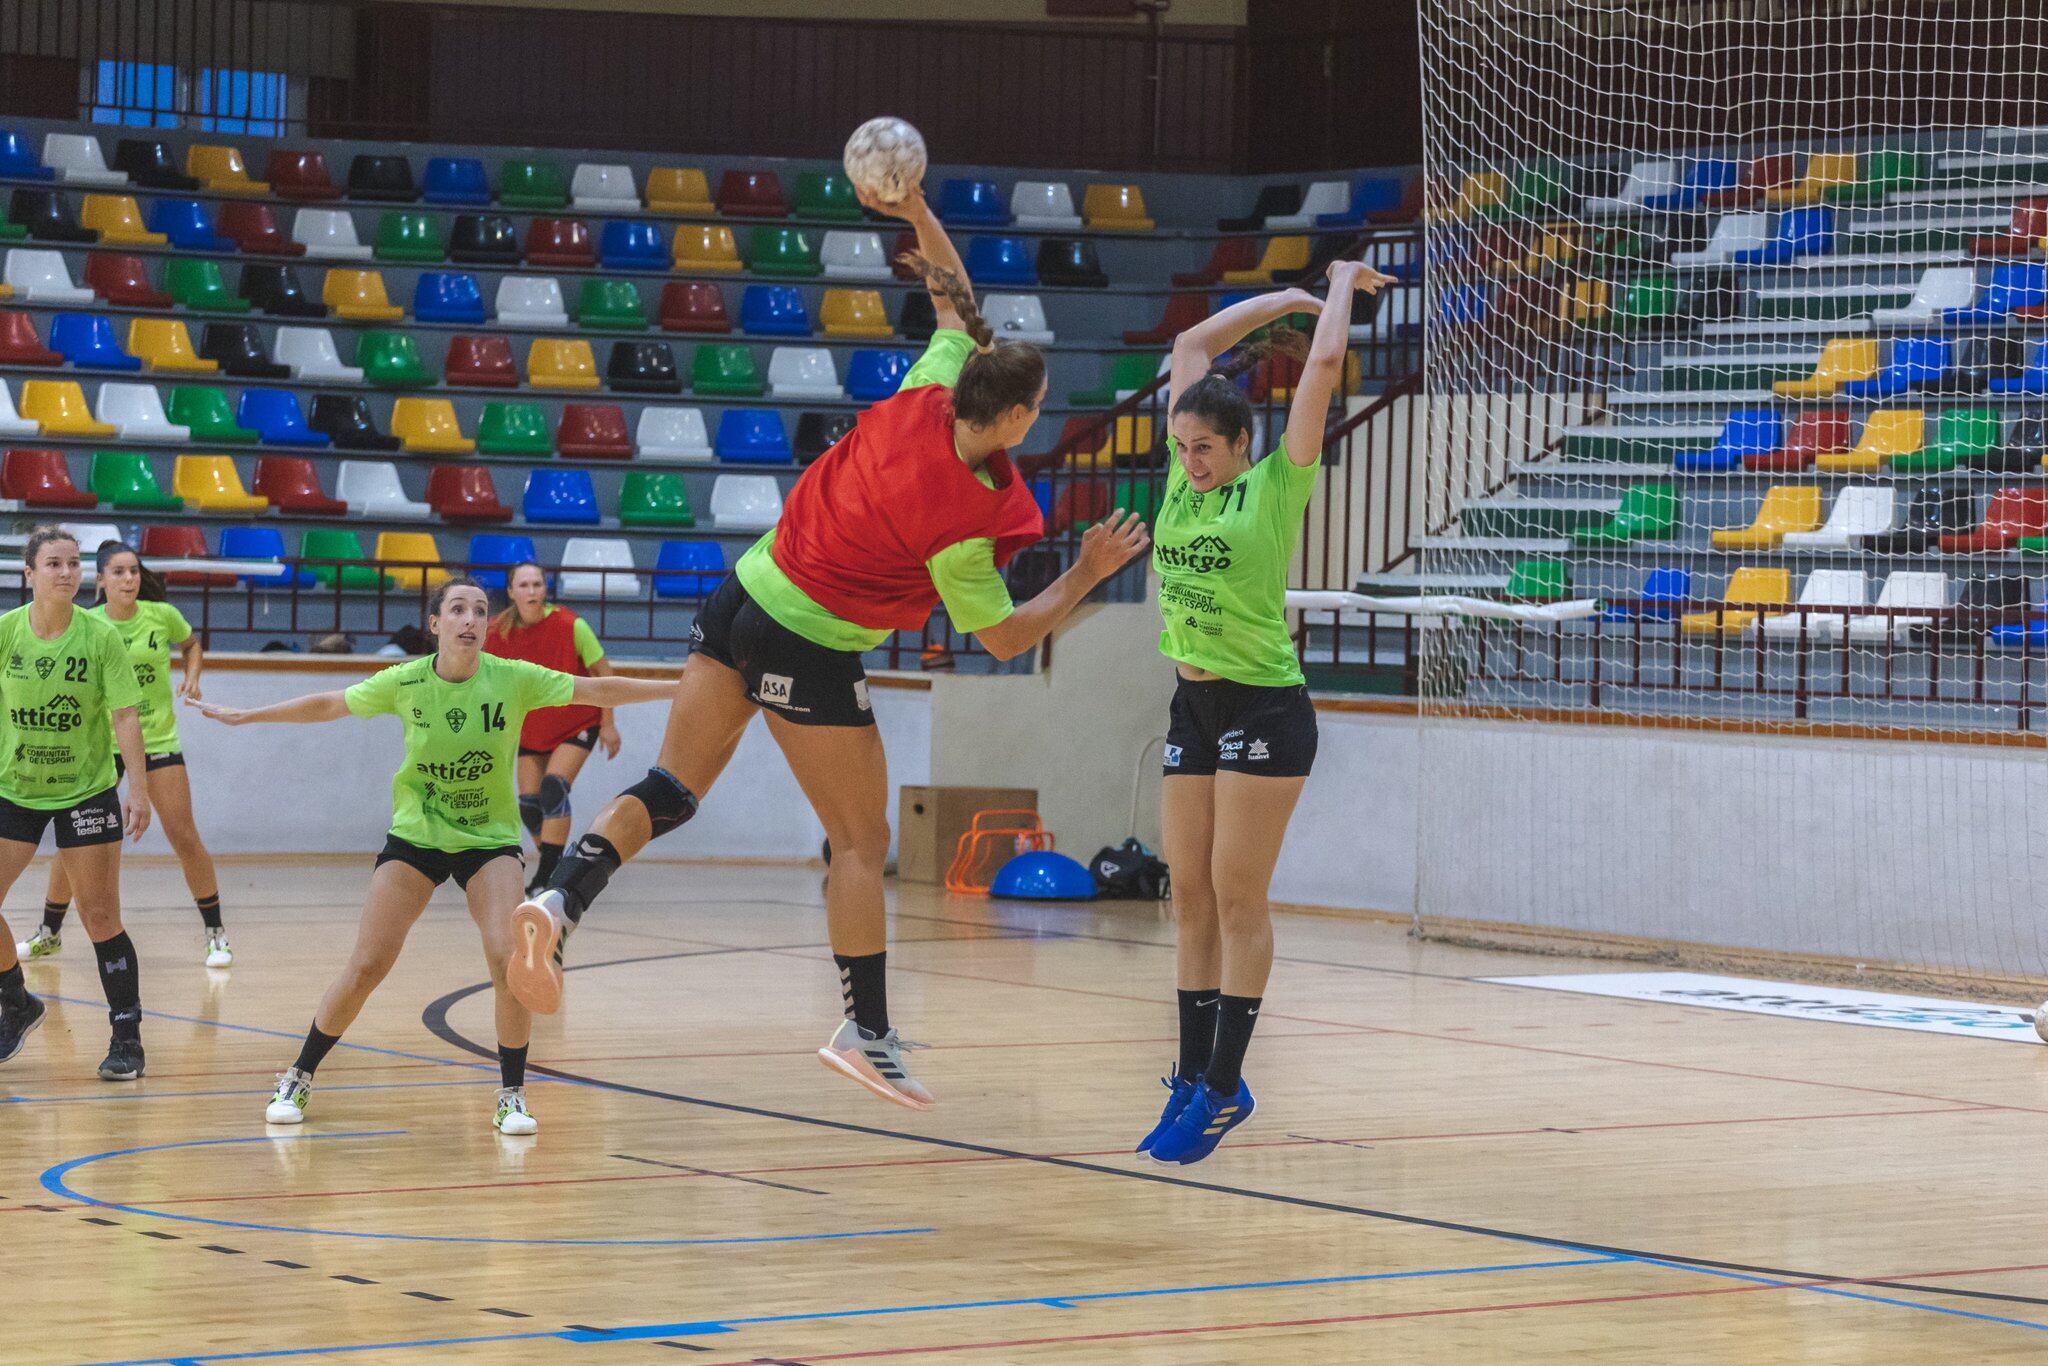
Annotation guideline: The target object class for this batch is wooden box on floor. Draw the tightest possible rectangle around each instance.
[896,785,1037,883]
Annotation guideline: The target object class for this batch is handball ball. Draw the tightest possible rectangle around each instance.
[844,116,928,204]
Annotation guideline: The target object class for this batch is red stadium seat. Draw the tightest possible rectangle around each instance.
[85,252,173,307]
[0,312,61,365]
[427,464,515,523]
[659,282,732,333]
[3,449,96,508]
[525,217,595,268]
[216,201,304,256]
[556,403,633,458]
[445,334,520,388]
[264,149,342,201]
[1746,410,1853,472]
[1940,487,2048,553]
[1700,153,1796,209]
[253,456,349,516]
[1972,200,2048,257]
[1123,293,1209,345]
[142,524,235,586]
[1050,479,1111,534]
[1173,239,1259,287]
[717,170,788,218]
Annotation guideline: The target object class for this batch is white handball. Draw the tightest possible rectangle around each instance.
[843,116,928,205]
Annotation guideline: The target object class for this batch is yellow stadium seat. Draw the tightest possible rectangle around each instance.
[1773,338,1877,397]
[173,455,268,511]
[1768,152,1857,206]
[19,380,117,438]
[390,397,475,455]
[1681,567,1790,636]
[79,194,166,246]
[1815,410,1922,472]
[1221,236,1311,285]
[1452,171,1507,220]
[1562,279,1609,326]
[1082,184,1154,232]
[1711,486,1822,549]
[184,143,268,196]
[323,269,405,321]
[526,338,601,390]
[1521,231,1576,274]
[1071,415,1156,470]
[646,166,714,214]
[127,319,218,374]
[673,224,742,273]
[375,532,449,591]
[819,288,895,339]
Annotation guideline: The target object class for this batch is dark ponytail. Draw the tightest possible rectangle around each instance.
[1171,326,1310,450]
[899,250,1046,428]
[94,541,167,603]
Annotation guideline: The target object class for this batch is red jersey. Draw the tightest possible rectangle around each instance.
[484,606,600,751]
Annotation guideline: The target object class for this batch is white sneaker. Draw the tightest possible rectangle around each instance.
[17,925,59,960]
[506,891,569,1015]
[494,1086,538,1135]
[265,1067,312,1124]
[2034,1000,2048,1043]
[817,1019,935,1110]
[204,930,234,969]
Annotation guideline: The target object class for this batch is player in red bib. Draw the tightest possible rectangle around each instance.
[485,562,621,895]
[509,183,1149,1109]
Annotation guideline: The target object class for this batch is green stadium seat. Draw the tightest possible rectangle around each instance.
[476,401,555,456]
[354,331,436,387]
[497,159,569,210]
[1888,408,2002,473]
[747,227,823,277]
[576,278,649,330]
[1572,482,1679,545]
[163,259,250,313]
[1828,149,1926,205]
[1506,558,1570,601]
[691,343,765,396]
[164,386,257,442]
[618,470,696,527]
[1070,352,1161,408]
[301,527,395,590]
[794,171,863,222]
[373,212,446,264]
[88,451,181,510]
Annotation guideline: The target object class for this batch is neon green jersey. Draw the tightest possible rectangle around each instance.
[1152,437,1318,687]
[0,604,142,809]
[344,653,575,851]
[95,601,192,755]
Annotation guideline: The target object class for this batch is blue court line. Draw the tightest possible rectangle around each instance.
[40,1130,935,1249]
[75,1255,1627,1365]
[1626,1256,2048,1334]
[2,1078,549,1105]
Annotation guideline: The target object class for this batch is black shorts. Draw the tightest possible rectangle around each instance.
[0,786,124,849]
[1164,677,1318,779]
[518,726,598,759]
[374,836,523,890]
[114,751,186,779]
[690,573,875,728]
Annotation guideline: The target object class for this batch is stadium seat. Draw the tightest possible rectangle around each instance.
[1083,184,1154,231]
[164,258,250,313]
[645,167,714,214]
[172,454,266,511]
[263,150,340,201]
[1069,352,1163,408]
[1840,337,1951,399]
[1782,486,1896,551]
[254,457,348,517]
[844,348,911,402]
[337,460,433,520]
[427,464,513,523]
[1262,180,1349,231]
[467,533,537,590]
[600,220,668,272]
[1572,482,1678,545]
[572,163,640,212]
[442,336,516,392]
[111,139,195,190]
[1730,207,1833,265]
[718,170,787,218]
[1600,566,1691,623]
[237,390,328,447]
[1992,339,2048,395]
[817,288,893,339]
[1011,180,1081,230]
[1942,487,2048,553]
[291,208,372,260]
[1680,566,1790,635]
[1767,152,1856,206]
[21,380,116,437]
[1674,410,1782,472]
[1942,264,2048,325]
[352,331,434,387]
[740,285,811,336]
[1848,572,1949,643]
[982,294,1054,343]
[1746,409,1852,472]
[710,473,782,530]
[523,467,601,524]
[274,326,365,382]
[51,314,140,371]
[715,410,792,463]
[1583,160,1677,215]
[1218,184,1301,233]
[1889,408,2003,473]
[85,252,171,307]
[374,531,451,591]
[1971,200,2048,257]
[310,394,400,452]
[92,383,186,442]
[1775,339,1878,397]
[0,312,60,366]
[475,401,553,456]
[78,194,162,246]
[349,155,418,203]
[42,133,121,187]
[181,144,266,197]
[413,271,487,325]
[374,212,446,264]
[5,249,93,304]
[659,281,732,333]
[577,278,648,330]
[1870,267,1978,324]
[1817,410,1924,472]
[391,397,474,454]
[496,275,570,328]
[422,157,492,207]
[1221,236,1311,285]
[607,340,683,394]
[653,540,727,598]
[1038,238,1107,288]
[794,171,862,222]
[216,201,303,256]
[1832,149,1925,205]
[768,346,840,399]
[450,213,521,266]
[692,342,765,396]
[557,403,632,458]
[1760,569,1868,641]
[821,231,893,281]
[1871,485,1975,557]
[525,217,595,268]
[748,227,822,278]
[143,525,232,586]
[235,261,325,318]
[938,179,1010,226]
[1712,486,1821,549]
[299,528,393,590]
[527,338,601,390]
[218,526,316,587]
[1125,292,1209,346]
[165,386,254,442]
[1504,558,1570,602]
[1175,239,1258,288]
[794,411,855,464]
[618,470,696,527]
[964,236,1036,286]
[636,406,713,462]
[898,290,937,341]
[558,538,641,599]
[1669,213,1768,267]
[2,448,95,507]
[674,224,742,273]
[11,188,95,243]
[498,159,569,210]
[1703,153,1796,209]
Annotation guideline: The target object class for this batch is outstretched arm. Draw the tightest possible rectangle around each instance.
[1283,260,1393,467]
[974,513,1151,661]
[860,185,971,333]
[568,675,678,708]
[1169,288,1321,410]
[191,691,351,726]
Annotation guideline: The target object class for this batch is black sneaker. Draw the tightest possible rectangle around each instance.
[0,994,46,1064]
[98,1034,145,1081]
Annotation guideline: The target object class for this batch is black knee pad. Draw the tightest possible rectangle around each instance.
[625,766,698,838]
[539,773,573,822]
[517,793,544,839]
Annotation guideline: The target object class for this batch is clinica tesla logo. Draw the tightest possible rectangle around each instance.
[11,692,82,732]
[415,748,494,783]
[1157,533,1234,573]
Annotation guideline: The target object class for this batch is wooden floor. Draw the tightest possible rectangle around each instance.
[6,858,2048,1363]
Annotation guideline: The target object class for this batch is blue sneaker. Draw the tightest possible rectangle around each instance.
[1136,1069,1199,1154]
[1149,1077,1254,1165]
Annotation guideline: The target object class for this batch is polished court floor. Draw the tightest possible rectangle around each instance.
[6,857,2048,1363]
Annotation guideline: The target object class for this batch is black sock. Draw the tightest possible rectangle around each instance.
[195,894,223,931]
[1176,988,1221,1081]
[534,842,563,889]
[1205,995,1262,1095]
[0,963,26,1012]
[835,952,889,1038]
[42,901,66,934]
[499,1043,528,1089]
[551,833,620,924]
[93,932,141,1038]
[293,1022,341,1076]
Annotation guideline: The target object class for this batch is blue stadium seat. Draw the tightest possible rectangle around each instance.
[412,271,488,324]
[1841,337,1951,399]
[939,178,1011,225]
[237,390,329,447]
[522,468,601,524]
[844,348,913,402]
[0,129,54,181]
[715,409,793,463]
[1942,264,2048,325]
[600,220,669,271]
[467,533,537,590]
[740,285,812,337]
[1992,339,2048,395]
[1731,206,1833,265]
[1317,176,1406,227]
[47,313,141,371]
[965,235,1037,286]
[218,525,318,587]
[421,157,492,206]
[653,539,728,598]
[1435,284,1488,326]
[1639,158,1739,212]
[1675,409,1782,472]
[145,198,234,252]
[1603,567,1693,623]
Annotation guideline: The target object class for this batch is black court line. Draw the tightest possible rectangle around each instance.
[405,1292,452,1303]
[611,1152,827,1196]
[421,946,2048,1312]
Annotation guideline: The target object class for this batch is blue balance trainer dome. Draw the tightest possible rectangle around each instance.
[989,850,1096,901]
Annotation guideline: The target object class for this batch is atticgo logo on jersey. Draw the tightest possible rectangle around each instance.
[758,673,794,707]
[1163,744,1183,768]
[444,707,467,732]
[1156,534,1234,574]
[10,693,82,732]
[853,679,871,712]
[1247,739,1270,762]
[415,749,494,782]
